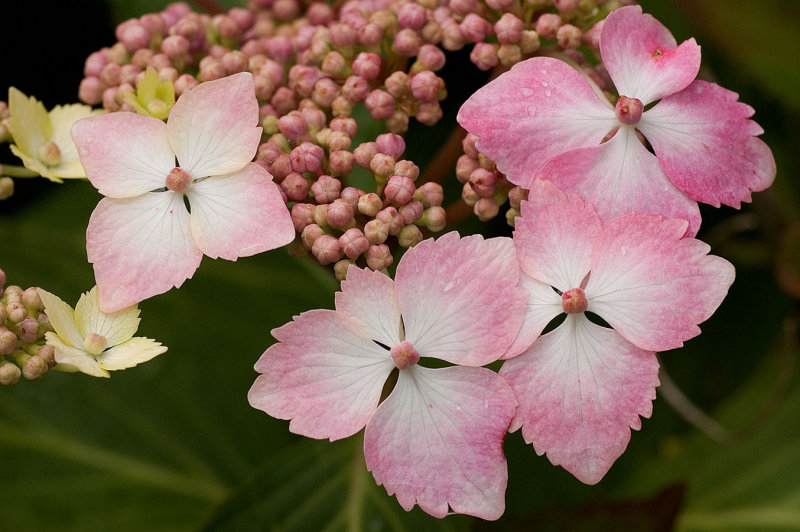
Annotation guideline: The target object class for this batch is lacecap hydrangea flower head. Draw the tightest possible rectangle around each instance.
[458,5,776,236]
[500,180,735,484]
[71,72,294,313]
[249,232,527,520]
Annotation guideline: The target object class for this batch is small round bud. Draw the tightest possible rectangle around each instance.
[470,168,497,198]
[460,14,492,43]
[557,24,582,50]
[282,172,309,201]
[384,175,416,205]
[312,235,343,265]
[334,259,355,281]
[410,71,441,102]
[398,3,426,30]
[311,175,341,204]
[394,29,422,57]
[18,317,40,344]
[470,42,498,71]
[615,96,643,125]
[376,133,406,159]
[364,219,389,245]
[495,13,524,44]
[397,224,423,248]
[474,197,500,221]
[339,228,370,259]
[562,288,588,314]
[536,14,561,40]
[415,101,443,126]
[327,198,355,227]
[328,150,355,175]
[416,45,446,71]
[385,71,410,98]
[414,182,444,208]
[38,141,62,167]
[22,355,49,381]
[366,244,393,271]
[358,193,383,217]
[390,340,420,369]
[456,154,479,183]
[376,207,404,235]
[79,77,104,105]
[497,43,522,66]
[0,328,17,355]
[330,117,357,138]
[6,301,27,323]
[508,186,528,209]
[419,206,446,232]
[354,143,379,168]
[399,199,424,224]
[291,203,316,233]
[0,177,14,201]
[365,90,395,121]
[370,153,396,180]
[301,223,324,249]
[37,344,56,368]
[342,76,369,103]
[0,362,21,386]
[290,142,325,174]
[506,207,520,227]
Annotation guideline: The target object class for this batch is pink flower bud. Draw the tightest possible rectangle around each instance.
[495,13,524,44]
[172,15,204,42]
[441,21,465,51]
[229,7,255,31]
[342,76,369,103]
[265,36,293,62]
[375,133,405,158]
[0,361,21,386]
[397,225,423,248]
[334,259,355,280]
[79,77,104,105]
[221,51,248,74]
[414,182,444,208]
[384,175,416,205]
[450,0,475,16]
[421,21,442,46]
[120,64,141,85]
[486,0,513,9]
[99,63,121,87]
[469,168,497,197]
[271,87,298,115]
[462,182,479,206]
[474,197,500,221]
[377,207,404,235]
[291,203,316,232]
[282,172,309,201]
[147,52,172,71]
[330,117,357,138]
[554,0,580,13]
[339,228,370,259]
[102,87,121,112]
[415,45,445,72]
[131,48,153,68]
[508,185,528,209]
[162,35,190,59]
[308,2,335,25]
[393,160,419,181]
[370,153,395,179]
[366,244,393,270]
[37,344,56,368]
[557,24,582,50]
[419,206,446,232]
[470,42,498,71]
[313,204,329,227]
[301,223,324,249]
[327,199,355,227]
[354,142,379,168]
[0,328,17,355]
[497,43,522,66]
[289,65,322,98]
[398,3,426,30]
[364,219,389,244]
[352,52,382,80]
[270,153,293,180]
[173,73,199,96]
[399,199,424,224]
[216,15,243,41]
[394,29,422,57]
[339,187,363,210]
[273,0,300,21]
[460,14,492,43]
[366,90,395,121]
[6,301,26,324]
[312,78,340,108]
[328,150,354,175]
[385,72,410,98]
[456,154,478,183]
[84,50,108,77]
[18,317,39,344]
[331,96,353,117]
[327,132,351,151]
[291,142,324,174]
[22,287,42,310]
[536,13,561,40]
[22,355,48,381]
[119,21,151,52]
[358,193,383,217]
[415,101,443,126]
[387,110,410,135]
[358,22,383,47]
[312,235,343,265]
[311,175,341,204]
[410,71,440,102]
[199,61,226,82]
[321,51,347,76]
[583,20,604,50]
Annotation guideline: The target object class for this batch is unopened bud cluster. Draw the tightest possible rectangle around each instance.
[0,268,57,385]
[77,0,622,270]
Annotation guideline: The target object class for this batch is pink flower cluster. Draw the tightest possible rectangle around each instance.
[248,4,772,522]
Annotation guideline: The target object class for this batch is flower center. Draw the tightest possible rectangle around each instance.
[165,167,192,193]
[38,141,62,167]
[83,332,108,356]
[615,95,643,126]
[561,288,588,314]
[390,340,420,369]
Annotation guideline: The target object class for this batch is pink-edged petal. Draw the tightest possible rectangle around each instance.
[537,128,702,236]
[186,163,294,261]
[87,192,202,313]
[638,80,776,208]
[457,57,615,188]
[514,180,601,292]
[364,365,516,520]
[248,309,394,441]
[500,314,660,484]
[71,112,174,198]
[601,5,700,105]
[335,266,403,348]
[395,233,525,367]
[503,272,563,360]
[585,214,735,352]
[167,72,262,178]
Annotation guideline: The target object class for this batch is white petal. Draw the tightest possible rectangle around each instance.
[96,337,167,370]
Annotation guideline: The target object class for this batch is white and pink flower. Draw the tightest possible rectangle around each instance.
[500,179,735,484]
[248,232,526,520]
[71,72,294,312]
[457,5,775,236]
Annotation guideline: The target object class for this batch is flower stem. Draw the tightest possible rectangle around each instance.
[2,164,39,178]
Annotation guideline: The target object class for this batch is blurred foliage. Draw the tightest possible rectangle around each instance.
[2,0,800,530]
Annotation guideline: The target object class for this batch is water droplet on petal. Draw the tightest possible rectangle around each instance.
[520,88,533,97]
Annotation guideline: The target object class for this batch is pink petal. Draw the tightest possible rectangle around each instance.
[457,57,615,188]
[601,5,700,105]
[335,267,403,349]
[166,72,262,178]
[187,163,294,260]
[395,233,525,367]
[500,314,660,484]
[514,180,601,292]
[585,214,735,352]
[248,309,394,441]
[503,272,563,360]
[364,366,516,520]
[638,80,777,208]
[537,128,702,236]
[71,112,174,198]
[87,193,202,313]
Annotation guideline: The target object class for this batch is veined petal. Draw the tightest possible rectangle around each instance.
[503,272,564,360]
[8,87,50,157]
[586,214,735,352]
[48,103,102,179]
[71,112,175,198]
[46,332,109,378]
[396,233,525,367]
[639,80,776,208]
[514,180,601,292]
[74,286,140,346]
[364,366,516,520]
[37,288,82,349]
[457,57,615,188]
[537,128,702,236]
[500,315,659,484]
[87,193,202,313]
[187,164,294,260]
[601,5,700,105]
[249,310,394,441]
[335,266,403,348]
[167,73,262,178]
[96,337,167,370]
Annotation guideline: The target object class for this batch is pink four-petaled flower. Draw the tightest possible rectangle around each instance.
[500,180,735,484]
[72,72,294,312]
[248,233,526,520]
[458,5,775,236]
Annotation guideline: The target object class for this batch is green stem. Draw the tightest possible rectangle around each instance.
[347,432,367,532]
[2,164,39,178]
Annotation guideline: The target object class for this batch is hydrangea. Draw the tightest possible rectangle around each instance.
[499,180,735,484]
[38,286,166,378]
[458,5,775,236]
[249,232,526,519]
[71,72,294,312]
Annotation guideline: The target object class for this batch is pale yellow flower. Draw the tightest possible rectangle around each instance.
[38,286,167,378]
